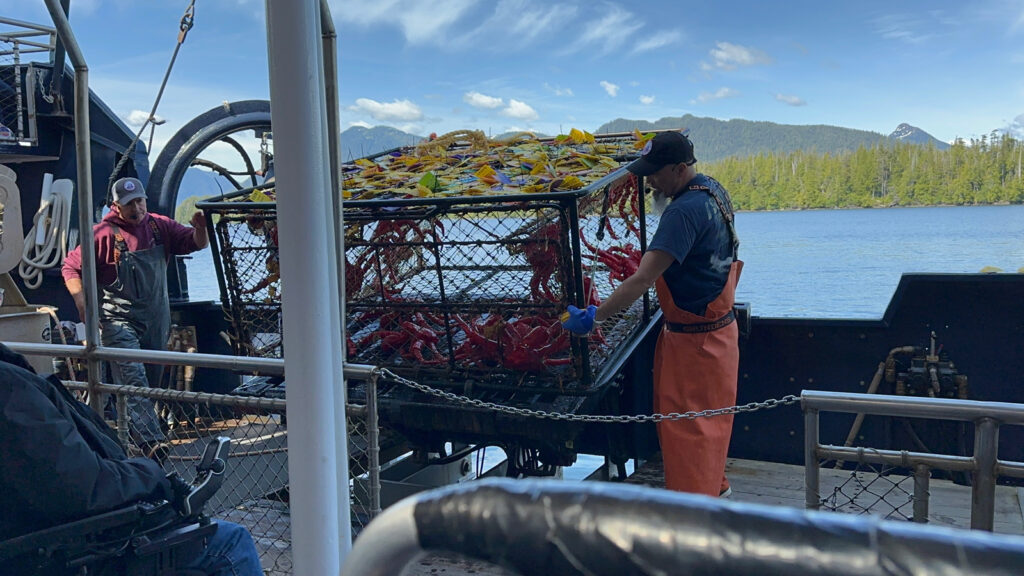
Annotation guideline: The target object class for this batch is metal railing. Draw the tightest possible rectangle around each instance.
[7,341,381,576]
[0,17,55,143]
[56,373,380,576]
[803,390,1024,531]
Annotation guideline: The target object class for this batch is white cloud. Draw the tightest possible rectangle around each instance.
[871,14,933,44]
[501,99,538,121]
[126,110,166,127]
[694,87,739,103]
[544,83,574,97]
[774,93,806,106]
[600,81,620,97]
[569,5,644,54]
[332,0,476,45]
[703,42,772,70]
[464,91,504,109]
[348,120,373,128]
[639,95,655,105]
[348,98,423,122]
[632,30,683,54]
[470,0,578,45]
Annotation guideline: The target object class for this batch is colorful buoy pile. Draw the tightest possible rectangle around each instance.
[340,128,649,200]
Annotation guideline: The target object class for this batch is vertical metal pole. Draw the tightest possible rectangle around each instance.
[316,0,354,550]
[635,174,651,319]
[971,418,998,531]
[49,0,70,112]
[566,200,590,388]
[13,43,23,138]
[912,464,930,523]
[43,0,102,412]
[318,0,340,209]
[804,405,820,510]
[116,392,129,447]
[266,0,349,573]
[368,370,381,516]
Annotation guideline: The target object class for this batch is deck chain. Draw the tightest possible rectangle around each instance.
[378,368,799,423]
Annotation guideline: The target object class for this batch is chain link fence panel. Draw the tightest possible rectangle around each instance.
[820,461,914,521]
[0,18,53,142]
[65,381,379,576]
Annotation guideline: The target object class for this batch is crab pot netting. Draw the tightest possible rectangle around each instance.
[205,206,285,359]
[202,133,658,393]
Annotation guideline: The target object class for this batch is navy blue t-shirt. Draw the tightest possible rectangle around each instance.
[648,174,735,316]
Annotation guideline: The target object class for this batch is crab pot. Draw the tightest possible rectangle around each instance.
[199,135,658,397]
[196,199,285,360]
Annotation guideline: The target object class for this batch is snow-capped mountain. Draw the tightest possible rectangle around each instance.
[889,123,950,150]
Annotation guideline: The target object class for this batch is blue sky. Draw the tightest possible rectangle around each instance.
[3,0,1024,163]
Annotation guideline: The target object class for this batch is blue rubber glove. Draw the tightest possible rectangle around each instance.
[561,304,597,334]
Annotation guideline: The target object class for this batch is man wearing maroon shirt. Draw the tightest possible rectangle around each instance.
[62,177,209,461]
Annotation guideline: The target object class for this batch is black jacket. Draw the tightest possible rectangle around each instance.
[0,345,169,540]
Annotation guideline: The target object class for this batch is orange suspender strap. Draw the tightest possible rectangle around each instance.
[149,218,163,245]
[110,220,163,265]
[111,224,127,265]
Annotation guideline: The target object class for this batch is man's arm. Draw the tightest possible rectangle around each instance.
[64,276,87,322]
[594,249,675,322]
[190,211,209,250]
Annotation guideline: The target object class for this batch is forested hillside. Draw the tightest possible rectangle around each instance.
[598,115,890,162]
[704,133,1024,210]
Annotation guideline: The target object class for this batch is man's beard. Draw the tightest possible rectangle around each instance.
[651,189,671,215]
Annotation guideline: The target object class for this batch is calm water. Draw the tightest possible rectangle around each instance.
[734,205,1024,317]
[183,204,1024,319]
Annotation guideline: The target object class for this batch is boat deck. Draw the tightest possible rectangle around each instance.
[627,455,1024,535]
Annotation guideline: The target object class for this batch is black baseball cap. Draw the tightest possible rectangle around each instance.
[111,177,147,205]
[627,131,697,176]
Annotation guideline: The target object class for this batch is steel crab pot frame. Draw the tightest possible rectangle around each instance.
[198,135,658,399]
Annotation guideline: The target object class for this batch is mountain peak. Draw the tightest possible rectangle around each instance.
[888,123,949,149]
[890,123,916,138]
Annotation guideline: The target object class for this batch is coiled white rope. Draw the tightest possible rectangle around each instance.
[19,174,73,289]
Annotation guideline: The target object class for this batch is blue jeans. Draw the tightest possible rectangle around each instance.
[186,520,263,576]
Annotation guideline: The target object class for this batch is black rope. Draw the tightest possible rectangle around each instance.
[106,0,197,206]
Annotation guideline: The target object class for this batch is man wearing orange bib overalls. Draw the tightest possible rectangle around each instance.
[563,131,741,497]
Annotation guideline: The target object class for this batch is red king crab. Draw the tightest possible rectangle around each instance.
[508,221,565,303]
[500,315,572,372]
[453,310,606,374]
[346,219,443,297]
[356,308,448,365]
[607,174,641,239]
[453,313,504,367]
[579,233,642,286]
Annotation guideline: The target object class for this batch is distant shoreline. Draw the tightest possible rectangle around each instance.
[734,201,1019,214]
